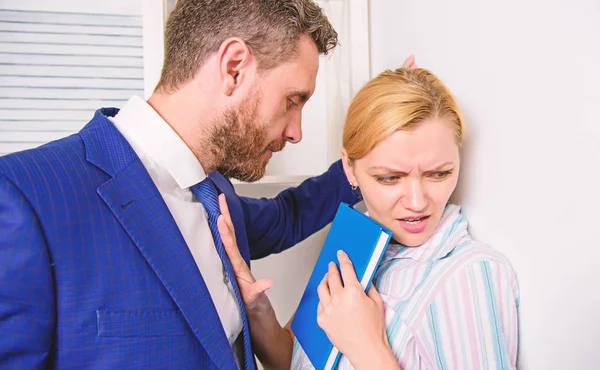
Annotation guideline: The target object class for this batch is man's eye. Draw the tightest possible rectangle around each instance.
[287,98,297,108]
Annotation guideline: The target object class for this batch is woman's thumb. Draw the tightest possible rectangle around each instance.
[253,278,273,295]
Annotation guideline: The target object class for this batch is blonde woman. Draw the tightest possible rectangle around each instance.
[217,67,519,370]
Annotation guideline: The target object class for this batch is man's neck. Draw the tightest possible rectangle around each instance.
[147,89,218,175]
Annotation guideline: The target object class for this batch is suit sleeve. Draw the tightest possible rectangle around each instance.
[240,160,362,259]
[0,173,55,368]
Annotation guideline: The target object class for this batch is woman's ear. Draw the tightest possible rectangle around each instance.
[341,149,358,186]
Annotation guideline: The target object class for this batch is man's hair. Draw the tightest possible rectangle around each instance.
[156,0,338,92]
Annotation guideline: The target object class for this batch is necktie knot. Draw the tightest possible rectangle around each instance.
[192,178,220,217]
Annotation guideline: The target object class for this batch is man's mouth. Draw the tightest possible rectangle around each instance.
[267,140,286,153]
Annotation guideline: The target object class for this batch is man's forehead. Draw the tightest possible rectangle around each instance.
[269,60,317,91]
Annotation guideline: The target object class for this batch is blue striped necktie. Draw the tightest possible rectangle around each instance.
[190,177,254,370]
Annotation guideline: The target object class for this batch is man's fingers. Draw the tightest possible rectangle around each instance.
[400,54,418,70]
[402,54,415,69]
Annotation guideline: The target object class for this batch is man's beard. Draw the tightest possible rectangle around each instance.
[204,96,285,183]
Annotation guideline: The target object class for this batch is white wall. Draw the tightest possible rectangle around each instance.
[369,0,600,368]
[247,1,600,369]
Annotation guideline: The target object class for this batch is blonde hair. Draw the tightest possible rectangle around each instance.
[343,68,465,161]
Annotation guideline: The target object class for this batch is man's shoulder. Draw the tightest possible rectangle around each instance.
[0,107,121,180]
[0,133,90,192]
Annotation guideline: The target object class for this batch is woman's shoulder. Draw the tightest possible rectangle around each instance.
[449,237,520,296]
[379,233,517,279]
[377,234,519,305]
[454,237,517,275]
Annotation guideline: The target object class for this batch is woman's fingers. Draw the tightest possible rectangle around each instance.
[367,283,384,313]
[253,278,273,295]
[337,250,360,286]
[217,214,255,285]
[327,261,344,297]
[317,272,331,306]
[218,194,236,243]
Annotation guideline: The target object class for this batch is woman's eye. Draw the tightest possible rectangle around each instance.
[430,171,452,179]
[376,176,400,184]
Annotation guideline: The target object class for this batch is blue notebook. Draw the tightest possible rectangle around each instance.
[291,202,393,370]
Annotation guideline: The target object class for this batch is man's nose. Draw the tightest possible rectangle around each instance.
[283,114,302,144]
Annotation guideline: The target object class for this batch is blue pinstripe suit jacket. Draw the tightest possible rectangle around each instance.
[0,108,358,369]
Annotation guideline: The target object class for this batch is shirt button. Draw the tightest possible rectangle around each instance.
[223,267,230,284]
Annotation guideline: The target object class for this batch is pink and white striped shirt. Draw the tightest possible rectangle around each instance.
[292,204,519,370]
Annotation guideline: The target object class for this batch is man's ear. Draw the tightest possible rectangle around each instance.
[217,37,255,96]
[341,149,358,186]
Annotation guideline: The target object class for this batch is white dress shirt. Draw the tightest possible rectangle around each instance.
[109,95,243,348]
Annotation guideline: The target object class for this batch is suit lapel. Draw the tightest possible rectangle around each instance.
[81,110,238,369]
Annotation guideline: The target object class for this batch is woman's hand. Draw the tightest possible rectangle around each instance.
[217,194,293,370]
[316,250,400,370]
[217,194,273,313]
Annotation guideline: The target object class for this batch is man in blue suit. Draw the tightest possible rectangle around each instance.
[0,0,359,369]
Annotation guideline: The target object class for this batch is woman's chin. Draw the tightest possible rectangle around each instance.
[392,231,430,247]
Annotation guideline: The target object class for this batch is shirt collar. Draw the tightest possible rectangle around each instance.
[110,95,206,189]
[380,204,468,263]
